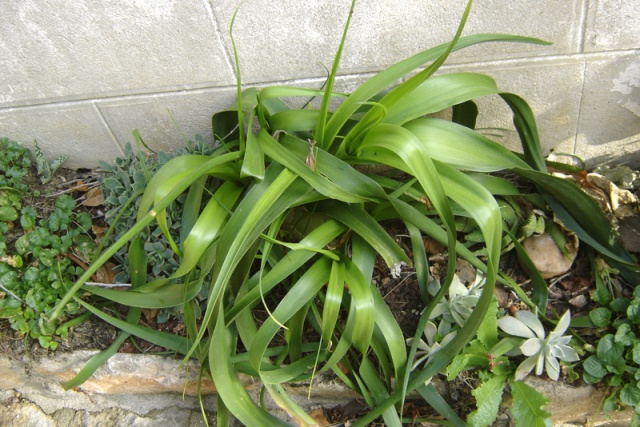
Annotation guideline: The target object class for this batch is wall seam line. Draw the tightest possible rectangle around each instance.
[92,102,125,157]
[203,0,237,82]
[572,60,588,155]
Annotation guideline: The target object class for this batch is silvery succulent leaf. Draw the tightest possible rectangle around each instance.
[499,310,579,381]
[428,271,485,327]
[407,320,457,370]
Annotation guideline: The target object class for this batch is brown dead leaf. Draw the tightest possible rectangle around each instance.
[142,308,160,323]
[423,237,445,255]
[308,408,329,426]
[559,275,590,293]
[91,224,106,243]
[74,180,89,192]
[82,187,104,207]
[93,261,117,284]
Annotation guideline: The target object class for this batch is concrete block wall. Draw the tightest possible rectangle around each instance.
[1,0,638,169]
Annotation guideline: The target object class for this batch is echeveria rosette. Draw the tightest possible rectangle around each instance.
[406,320,457,370]
[428,270,485,327]
[498,310,579,381]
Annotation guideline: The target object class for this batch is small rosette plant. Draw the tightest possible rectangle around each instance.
[498,309,579,381]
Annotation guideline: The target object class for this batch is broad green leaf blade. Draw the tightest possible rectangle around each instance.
[383,73,499,126]
[371,281,408,388]
[269,109,322,133]
[241,110,266,180]
[510,380,552,427]
[128,236,147,289]
[83,279,202,309]
[180,176,206,243]
[467,375,507,427]
[278,133,388,201]
[500,93,547,172]
[343,258,375,355]
[323,260,345,347]
[172,181,243,278]
[403,118,530,172]
[258,130,381,203]
[137,154,239,222]
[467,173,521,195]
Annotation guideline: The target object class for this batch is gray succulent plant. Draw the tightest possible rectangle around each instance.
[498,309,579,381]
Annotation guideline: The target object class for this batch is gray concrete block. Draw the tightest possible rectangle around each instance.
[212,0,583,83]
[97,88,237,155]
[440,58,585,156]
[585,0,640,52]
[0,1,234,107]
[0,103,123,169]
[575,52,640,167]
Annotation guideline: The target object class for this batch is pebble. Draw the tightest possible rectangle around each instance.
[568,294,588,308]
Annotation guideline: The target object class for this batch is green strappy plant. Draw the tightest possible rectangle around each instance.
[53,1,639,425]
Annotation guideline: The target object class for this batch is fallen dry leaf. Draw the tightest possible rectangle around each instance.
[81,187,104,207]
[142,308,160,323]
[308,408,329,427]
[91,224,106,243]
[74,180,89,192]
[93,261,118,284]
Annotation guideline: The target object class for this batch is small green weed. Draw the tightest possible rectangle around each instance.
[581,261,640,424]
[0,138,94,349]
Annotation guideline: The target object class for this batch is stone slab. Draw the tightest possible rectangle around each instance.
[585,0,640,52]
[213,0,583,82]
[0,103,124,169]
[96,88,237,156]
[0,351,634,426]
[0,0,234,107]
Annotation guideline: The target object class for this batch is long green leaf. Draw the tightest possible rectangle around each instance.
[323,32,550,150]
[402,118,530,171]
[500,93,547,172]
[323,260,345,347]
[74,298,191,353]
[259,130,381,203]
[314,201,410,269]
[315,0,357,149]
[382,73,499,126]
[248,257,331,373]
[210,309,290,427]
[187,166,311,360]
